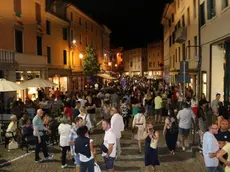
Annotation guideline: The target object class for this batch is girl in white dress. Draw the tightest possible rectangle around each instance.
[132,107,146,153]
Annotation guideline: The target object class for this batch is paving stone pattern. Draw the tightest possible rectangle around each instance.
[0,125,204,172]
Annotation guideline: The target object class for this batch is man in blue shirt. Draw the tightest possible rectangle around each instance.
[69,117,83,172]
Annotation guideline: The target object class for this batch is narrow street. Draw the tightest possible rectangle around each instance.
[0,124,204,172]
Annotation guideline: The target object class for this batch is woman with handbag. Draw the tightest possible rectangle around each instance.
[132,107,146,153]
[142,122,160,172]
[163,109,178,155]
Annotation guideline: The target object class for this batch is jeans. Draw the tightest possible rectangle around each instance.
[206,164,224,172]
[61,146,70,165]
[35,136,49,161]
[116,138,121,157]
[80,158,94,172]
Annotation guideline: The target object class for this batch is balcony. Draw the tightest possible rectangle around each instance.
[0,50,15,63]
[175,27,187,43]
[15,53,47,67]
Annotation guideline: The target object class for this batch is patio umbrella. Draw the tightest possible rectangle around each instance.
[0,78,25,92]
[97,73,116,80]
[21,78,57,88]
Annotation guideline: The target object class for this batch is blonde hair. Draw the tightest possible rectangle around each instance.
[10,115,17,120]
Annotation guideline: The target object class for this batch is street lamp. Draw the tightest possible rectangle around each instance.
[108,62,112,72]
[72,39,76,44]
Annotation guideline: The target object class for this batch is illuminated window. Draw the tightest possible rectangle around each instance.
[202,72,207,96]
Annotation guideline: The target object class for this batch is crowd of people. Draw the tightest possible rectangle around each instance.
[4,75,230,172]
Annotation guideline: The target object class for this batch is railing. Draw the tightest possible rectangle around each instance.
[0,50,15,63]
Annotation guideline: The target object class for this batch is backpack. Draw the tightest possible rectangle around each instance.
[169,117,178,134]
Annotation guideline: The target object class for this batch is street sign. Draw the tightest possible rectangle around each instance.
[176,74,191,83]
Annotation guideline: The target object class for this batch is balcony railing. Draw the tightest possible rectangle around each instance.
[0,50,15,63]
[175,27,187,43]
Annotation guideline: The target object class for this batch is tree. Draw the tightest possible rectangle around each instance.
[83,45,101,77]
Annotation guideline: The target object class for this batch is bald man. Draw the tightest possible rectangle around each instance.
[33,109,53,163]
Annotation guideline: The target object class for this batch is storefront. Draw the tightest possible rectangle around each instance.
[49,75,68,93]
[144,71,163,80]
[48,68,72,93]
[72,72,86,91]
[16,70,46,101]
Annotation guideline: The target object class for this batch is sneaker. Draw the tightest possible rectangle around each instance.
[61,164,68,168]
[35,159,43,163]
[45,155,54,161]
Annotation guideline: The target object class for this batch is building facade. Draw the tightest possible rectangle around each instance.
[0,0,49,101]
[0,0,111,99]
[109,47,123,73]
[123,48,147,76]
[161,0,199,94]
[65,4,111,90]
[200,0,230,102]
[145,41,164,79]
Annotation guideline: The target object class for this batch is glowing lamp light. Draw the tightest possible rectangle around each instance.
[79,53,83,59]
[115,64,118,67]
[108,62,112,66]
[72,40,76,44]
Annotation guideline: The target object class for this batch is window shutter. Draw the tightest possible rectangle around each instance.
[14,0,21,14]
[207,0,212,20]
[35,3,41,24]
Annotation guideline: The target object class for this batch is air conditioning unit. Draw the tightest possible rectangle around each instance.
[175,27,187,43]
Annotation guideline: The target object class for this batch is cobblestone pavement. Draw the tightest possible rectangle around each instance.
[0,124,204,172]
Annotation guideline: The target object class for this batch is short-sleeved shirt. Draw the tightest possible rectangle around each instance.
[222,143,230,172]
[203,132,219,167]
[215,130,230,142]
[32,115,44,136]
[85,101,96,114]
[154,96,162,110]
[211,99,219,113]
[177,108,195,129]
[103,128,116,158]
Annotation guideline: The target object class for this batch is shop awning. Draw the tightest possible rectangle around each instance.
[97,73,116,80]
[21,78,58,88]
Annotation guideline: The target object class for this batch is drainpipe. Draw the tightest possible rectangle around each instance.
[198,0,202,99]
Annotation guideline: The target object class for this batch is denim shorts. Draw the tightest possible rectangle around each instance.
[103,156,115,170]
[179,128,190,137]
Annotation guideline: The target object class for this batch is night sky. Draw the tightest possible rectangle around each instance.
[71,0,168,49]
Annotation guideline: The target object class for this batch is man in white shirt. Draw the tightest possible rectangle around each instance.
[203,123,224,172]
[102,119,117,172]
[110,107,124,158]
[177,102,195,151]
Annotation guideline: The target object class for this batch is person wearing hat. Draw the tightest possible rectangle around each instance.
[6,115,18,139]
[132,107,146,153]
